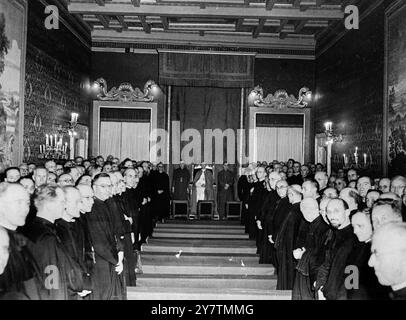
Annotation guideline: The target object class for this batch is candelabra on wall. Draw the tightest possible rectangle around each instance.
[339,146,373,171]
[37,113,78,160]
[324,121,344,176]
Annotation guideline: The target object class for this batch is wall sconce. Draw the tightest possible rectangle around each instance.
[324,121,343,144]
[324,121,344,176]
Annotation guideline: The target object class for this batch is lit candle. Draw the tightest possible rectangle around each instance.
[40,145,42,154]
[64,142,68,153]
[363,153,367,165]
[54,134,57,147]
[46,134,49,147]
[49,135,53,147]
[343,153,347,166]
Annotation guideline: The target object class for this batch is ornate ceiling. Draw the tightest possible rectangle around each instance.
[62,0,378,59]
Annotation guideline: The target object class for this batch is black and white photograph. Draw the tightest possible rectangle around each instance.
[1,0,406,305]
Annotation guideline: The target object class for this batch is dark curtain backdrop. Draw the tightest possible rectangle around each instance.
[171,86,241,166]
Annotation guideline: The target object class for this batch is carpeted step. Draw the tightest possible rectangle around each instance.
[127,286,291,300]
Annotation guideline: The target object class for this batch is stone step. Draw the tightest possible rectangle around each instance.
[146,238,255,247]
[142,245,257,254]
[156,222,245,229]
[136,275,277,290]
[127,286,291,300]
[141,253,260,266]
[141,265,275,276]
[154,228,247,234]
[153,232,249,239]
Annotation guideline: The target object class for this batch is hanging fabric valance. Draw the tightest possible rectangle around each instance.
[158,50,255,88]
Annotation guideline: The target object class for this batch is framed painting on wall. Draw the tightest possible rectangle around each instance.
[384,0,406,177]
[0,0,27,168]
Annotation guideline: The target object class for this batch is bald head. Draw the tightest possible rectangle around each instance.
[268,171,281,190]
[63,186,81,221]
[390,176,406,198]
[77,184,94,214]
[58,174,74,187]
[123,168,137,188]
[323,187,338,200]
[369,222,406,288]
[371,201,403,230]
[300,198,320,222]
[0,226,9,275]
[0,183,30,230]
[276,180,288,198]
[315,171,328,190]
[379,178,391,193]
[302,180,319,199]
[326,198,350,229]
[287,185,302,204]
[339,187,360,211]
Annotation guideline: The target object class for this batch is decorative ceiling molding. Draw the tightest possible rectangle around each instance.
[93,78,157,102]
[68,2,344,20]
[91,29,316,50]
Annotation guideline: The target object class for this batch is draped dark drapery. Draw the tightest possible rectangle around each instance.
[170,86,241,165]
[159,51,255,88]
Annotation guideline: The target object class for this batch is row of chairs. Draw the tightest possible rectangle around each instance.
[171,200,242,220]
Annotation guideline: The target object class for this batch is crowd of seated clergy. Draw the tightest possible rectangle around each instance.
[0,156,406,300]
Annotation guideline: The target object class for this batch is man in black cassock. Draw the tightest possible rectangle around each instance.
[172,161,190,201]
[369,222,406,300]
[287,162,303,186]
[0,227,8,275]
[237,168,251,231]
[263,180,291,268]
[111,171,137,287]
[25,185,86,300]
[258,172,280,263]
[346,210,389,300]
[140,163,154,238]
[247,167,268,241]
[123,169,141,247]
[315,198,357,300]
[137,167,153,246]
[87,173,126,300]
[76,184,97,296]
[55,186,92,299]
[217,162,235,220]
[153,163,170,222]
[275,185,304,290]
[292,198,330,300]
[0,183,41,300]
